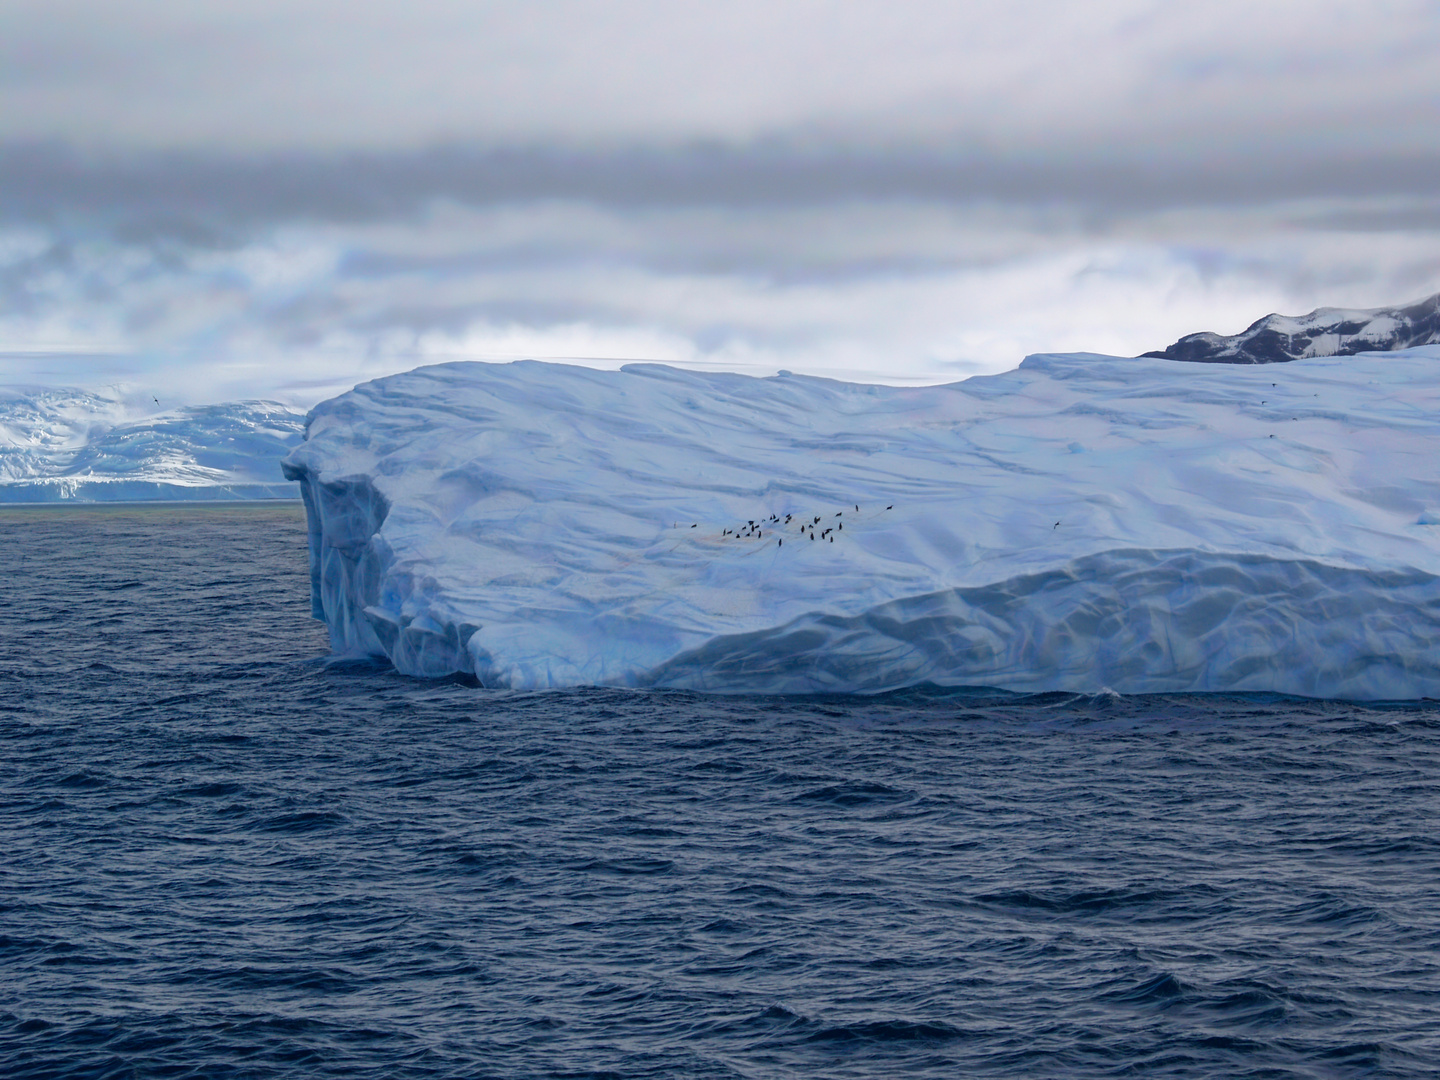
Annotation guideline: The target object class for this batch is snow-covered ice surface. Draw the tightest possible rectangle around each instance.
[0,388,303,501]
[283,351,1440,699]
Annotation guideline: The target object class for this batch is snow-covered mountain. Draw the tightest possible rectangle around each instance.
[1143,293,1440,364]
[282,352,1440,699]
[0,388,304,501]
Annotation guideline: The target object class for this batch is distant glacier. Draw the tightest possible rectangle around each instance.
[0,388,303,501]
[282,350,1440,699]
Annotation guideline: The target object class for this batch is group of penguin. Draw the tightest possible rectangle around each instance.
[708,504,892,548]
[719,516,777,541]
[795,511,842,544]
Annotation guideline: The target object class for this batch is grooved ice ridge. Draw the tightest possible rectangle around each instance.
[282,350,1440,698]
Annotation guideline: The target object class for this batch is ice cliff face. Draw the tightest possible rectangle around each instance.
[283,352,1440,699]
[0,388,304,501]
[1143,293,1440,364]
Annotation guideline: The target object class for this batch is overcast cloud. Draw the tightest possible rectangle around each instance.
[2,0,1438,403]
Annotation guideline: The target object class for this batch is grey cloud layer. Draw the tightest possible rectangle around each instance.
[6,1,1437,226]
[7,141,1440,234]
[4,0,1437,154]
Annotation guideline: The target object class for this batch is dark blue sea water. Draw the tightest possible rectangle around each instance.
[3,505,1440,1079]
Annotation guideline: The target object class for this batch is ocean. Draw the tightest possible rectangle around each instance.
[2,504,1438,1079]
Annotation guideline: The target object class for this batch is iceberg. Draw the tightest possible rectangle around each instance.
[0,388,304,501]
[282,350,1440,699]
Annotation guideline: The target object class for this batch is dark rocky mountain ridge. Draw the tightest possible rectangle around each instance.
[1143,293,1440,364]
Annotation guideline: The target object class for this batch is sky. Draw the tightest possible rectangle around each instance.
[2,0,1439,406]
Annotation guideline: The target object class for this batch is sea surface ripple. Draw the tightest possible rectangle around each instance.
[2,505,1439,1079]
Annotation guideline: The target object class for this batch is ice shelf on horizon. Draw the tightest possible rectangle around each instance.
[282,350,1440,699]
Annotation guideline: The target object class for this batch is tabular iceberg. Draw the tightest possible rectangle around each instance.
[282,351,1440,699]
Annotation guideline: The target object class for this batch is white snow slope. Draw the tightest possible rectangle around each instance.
[0,388,304,501]
[282,352,1440,699]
